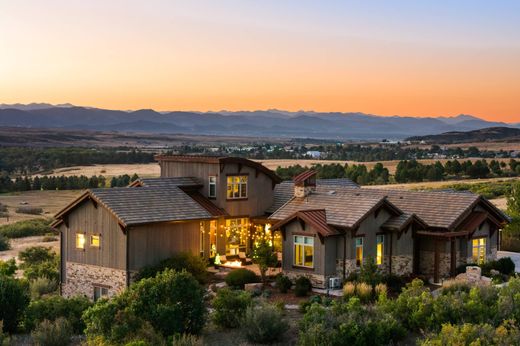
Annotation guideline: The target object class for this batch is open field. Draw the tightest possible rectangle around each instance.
[0,235,59,263]
[35,157,514,179]
[0,190,81,226]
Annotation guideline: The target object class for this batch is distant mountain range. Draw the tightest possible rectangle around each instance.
[0,103,518,140]
[407,127,520,144]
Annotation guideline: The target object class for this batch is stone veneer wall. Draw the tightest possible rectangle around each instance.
[62,262,127,300]
[283,270,327,288]
[419,250,451,281]
[390,255,413,275]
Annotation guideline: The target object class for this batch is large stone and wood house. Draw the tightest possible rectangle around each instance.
[52,155,510,300]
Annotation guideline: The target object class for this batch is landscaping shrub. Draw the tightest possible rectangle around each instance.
[374,283,387,297]
[440,280,472,295]
[419,321,520,346]
[212,288,252,328]
[0,321,10,346]
[252,238,278,283]
[0,276,30,333]
[25,295,92,333]
[242,304,288,344]
[15,206,43,215]
[495,257,516,276]
[382,273,406,293]
[136,252,208,284]
[343,282,355,298]
[0,235,10,251]
[298,298,405,346]
[172,334,202,346]
[275,274,292,293]
[0,219,52,238]
[355,282,373,303]
[294,276,312,297]
[18,246,59,281]
[0,259,16,277]
[30,277,59,299]
[358,257,382,286]
[127,269,206,336]
[31,318,72,346]
[224,268,258,289]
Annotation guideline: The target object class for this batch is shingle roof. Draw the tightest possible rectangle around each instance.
[294,170,317,184]
[269,189,397,229]
[266,179,359,214]
[186,191,228,217]
[89,186,211,226]
[272,209,338,237]
[133,177,202,189]
[381,213,427,231]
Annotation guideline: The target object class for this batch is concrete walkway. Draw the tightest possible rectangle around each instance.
[498,250,520,273]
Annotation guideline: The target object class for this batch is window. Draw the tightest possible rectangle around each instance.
[76,233,85,249]
[208,176,217,198]
[376,235,384,265]
[294,236,314,268]
[93,285,108,302]
[225,218,249,255]
[355,237,363,266]
[209,220,217,258]
[472,238,486,264]
[90,235,100,248]
[227,175,248,199]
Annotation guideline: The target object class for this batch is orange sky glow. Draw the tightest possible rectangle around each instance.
[0,1,519,122]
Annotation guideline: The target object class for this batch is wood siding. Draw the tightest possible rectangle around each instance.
[60,200,127,270]
[128,221,200,271]
[160,160,276,217]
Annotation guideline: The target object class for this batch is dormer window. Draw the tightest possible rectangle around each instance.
[208,176,217,198]
[227,175,247,199]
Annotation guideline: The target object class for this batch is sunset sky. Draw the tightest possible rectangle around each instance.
[1,1,519,122]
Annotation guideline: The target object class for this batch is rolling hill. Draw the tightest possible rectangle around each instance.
[407,127,520,144]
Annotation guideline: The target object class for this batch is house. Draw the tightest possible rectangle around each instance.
[52,155,510,300]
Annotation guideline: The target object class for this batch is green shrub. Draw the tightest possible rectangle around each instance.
[23,259,60,282]
[298,298,405,346]
[0,219,52,239]
[0,321,10,346]
[252,238,278,283]
[25,295,92,333]
[30,277,59,299]
[172,333,202,346]
[294,276,312,297]
[355,282,373,303]
[496,257,516,275]
[275,274,292,293]
[212,288,252,328]
[19,246,56,266]
[358,257,382,286]
[0,276,30,333]
[15,206,43,215]
[127,269,206,336]
[382,273,406,293]
[136,252,208,284]
[18,246,59,281]
[0,258,17,277]
[440,280,472,295]
[242,304,288,344]
[420,320,520,346]
[0,235,10,251]
[31,318,72,346]
[224,268,258,289]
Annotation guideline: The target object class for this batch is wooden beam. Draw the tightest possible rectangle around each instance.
[450,239,456,277]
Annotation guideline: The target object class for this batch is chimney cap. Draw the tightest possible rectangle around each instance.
[294,170,317,186]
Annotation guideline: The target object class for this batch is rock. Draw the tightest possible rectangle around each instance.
[215,282,227,289]
[466,266,482,282]
[490,269,500,276]
[244,283,263,292]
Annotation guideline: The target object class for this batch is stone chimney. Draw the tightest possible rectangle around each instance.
[293,170,317,198]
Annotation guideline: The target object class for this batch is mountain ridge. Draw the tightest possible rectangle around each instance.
[0,103,517,140]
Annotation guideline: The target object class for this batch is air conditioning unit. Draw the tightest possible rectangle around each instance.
[329,277,342,289]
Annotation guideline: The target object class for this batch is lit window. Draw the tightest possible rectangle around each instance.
[294,236,314,268]
[209,220,217,258]
[93,285,109,301]
[355,237,363,267]
[227,175,247,199]
[472,238,486,264]
[376,235,384,265]
[225,218,249,255]
[90,235,100,248]
[209,176,217,198]
[76,233,85,249]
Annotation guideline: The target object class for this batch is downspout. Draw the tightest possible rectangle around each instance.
[342,232,346,280]
[126,227,130,287]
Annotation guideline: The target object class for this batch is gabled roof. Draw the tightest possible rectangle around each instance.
[272,209,339,237]
[155,155,282,183]
[185,191,228,217]
[269,189,401,230]
[53,186,212,228]
[293,170,317,185]
[381,213,428,232]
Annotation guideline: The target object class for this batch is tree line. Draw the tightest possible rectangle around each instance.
[0,147,154,175]
[276,159,520,185]
[0,174,139,193]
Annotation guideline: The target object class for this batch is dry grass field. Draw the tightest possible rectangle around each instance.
[35,157,514,179]
[0,190,81,226]
[0,236,59,263]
